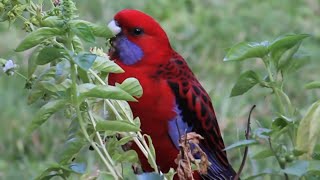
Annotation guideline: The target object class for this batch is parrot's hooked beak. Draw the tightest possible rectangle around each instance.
[107,20,121,60]
[108,20,121,35]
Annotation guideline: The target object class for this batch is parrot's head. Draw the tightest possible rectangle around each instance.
[107,9,171,65]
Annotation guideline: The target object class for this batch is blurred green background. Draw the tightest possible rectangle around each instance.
[1,0,320,179]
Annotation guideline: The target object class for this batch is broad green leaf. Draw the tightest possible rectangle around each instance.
[26,99,67,134]
[79,84,136,101]
[272,116,291,130]
[116,78,143,98]
[252,149,274,159]
[16,27,64,52]
[39,79,72,93]
[230,70,260,97]
[59,137,86,164]
[276,42,301,71]
[91,24,113,37]
[78,68,90,83]
[71,22,95,43]
[110,100,134,120]
[268,34,310,53]
[70,20,112,38]
[74,53,97,71]
[223,41,268,61]
[254,128,272,139]
[40,16,64,27]
[35,163,72,180]
[113,150,139,163]
[27,89,44,105]
[117,136,134,146]
[96,120,140,132]
[305,81,320,89]
[281,160,309,177]
[69,162,86,174]
[296,100,320,158]
[28,47,42,78]
[36,47,66,65]
[72,36,84,53]
[55,59,70,83]
[92,56,124,73]
[223,139,258,151]
[145,135,157,170]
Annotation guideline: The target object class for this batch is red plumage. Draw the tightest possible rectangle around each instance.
[108,9,236,179]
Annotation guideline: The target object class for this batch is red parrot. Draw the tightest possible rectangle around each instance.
[107,9,236,179]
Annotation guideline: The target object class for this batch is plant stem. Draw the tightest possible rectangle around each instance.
[268,138,289,180]
[263,57,286,115]
[70,64,120,179]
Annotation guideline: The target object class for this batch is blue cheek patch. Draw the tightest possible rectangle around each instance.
[117,36,144,65]
[168,105,193,149]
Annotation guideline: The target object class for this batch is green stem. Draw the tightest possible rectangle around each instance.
[70,64,119,179]
[263,58,286,115]
[87,104,118,169]
[14,71,28,80]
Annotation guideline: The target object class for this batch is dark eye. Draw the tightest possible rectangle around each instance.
[132,28,144,36]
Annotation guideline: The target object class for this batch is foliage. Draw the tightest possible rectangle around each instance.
[224,34,320,179]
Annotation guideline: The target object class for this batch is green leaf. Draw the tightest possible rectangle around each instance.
[145,135,157,170]
[91,24,113,37]
[223,41,269,61]
[69,162,86,174]
[16,27,64,52]
[223,139,258,151]
[74,53,97,71]
[269,34,310,53]
[164,168,176,180]
[116,78,143,98]
[96,120,140,132]
[72,36,84,53]
[27,89,44,105]
[36,47,66,65]
[78,84,136,101]
[59,137,86,164]
[55,59,71,84]
[305,81,320,89]
[113,150,139,163]
[71,22,95,43]
[272,116,291,130]
[252,149,274,159]
[281,160,309,177]
[117,136,133,146]
[40,16,64,27]
[28,47,42,78]
[254,128,272,139]
[39,79,72,93]
[92,56,124,73]
[26,99,67,134]
[35,163,72,180]
[230,70,260,97]
[296,100,320,158]
[276,42,301,71]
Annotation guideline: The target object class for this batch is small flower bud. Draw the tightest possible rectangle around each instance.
[2,59,17,76]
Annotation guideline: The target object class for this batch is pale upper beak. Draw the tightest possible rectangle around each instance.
[107,20,121,35]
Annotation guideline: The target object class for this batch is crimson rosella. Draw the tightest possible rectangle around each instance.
[107,9,236,179]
